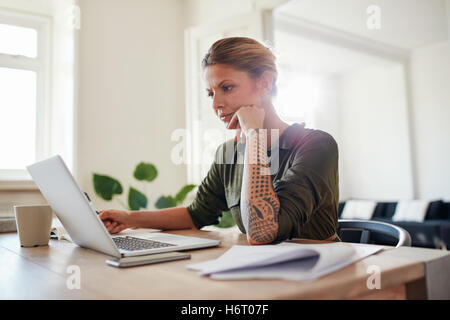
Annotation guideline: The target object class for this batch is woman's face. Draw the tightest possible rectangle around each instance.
[204,64,263,125]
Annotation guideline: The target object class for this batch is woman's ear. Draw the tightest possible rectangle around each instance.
[257,71,274,96]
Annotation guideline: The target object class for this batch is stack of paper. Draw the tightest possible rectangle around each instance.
[186,242,384,281]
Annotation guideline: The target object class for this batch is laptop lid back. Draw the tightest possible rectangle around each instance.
[27,155,121,258]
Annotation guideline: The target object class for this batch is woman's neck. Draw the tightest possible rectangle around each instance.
[262,102,290,148]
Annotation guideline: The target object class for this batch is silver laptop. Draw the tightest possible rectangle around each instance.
[27,155,220,258]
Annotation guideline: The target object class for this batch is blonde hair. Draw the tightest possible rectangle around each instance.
[202,37,278,96]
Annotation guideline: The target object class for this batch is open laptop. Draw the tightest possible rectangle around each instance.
[26,155,220,258]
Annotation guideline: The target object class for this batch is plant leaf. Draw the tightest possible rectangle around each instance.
[155,196,177,209]
[128,187,148,210]
[133,162,158,182]
[93,174,123,201]
[214,211,236,228]
[174,184,196,204]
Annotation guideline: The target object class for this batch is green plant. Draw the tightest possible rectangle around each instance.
[215,210,235,228]
[92,162,236,228]
[93,162,194,210]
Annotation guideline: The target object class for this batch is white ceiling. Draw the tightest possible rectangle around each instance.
[275,0,449,50]
[273,0,449,76]
[274,29,397,76]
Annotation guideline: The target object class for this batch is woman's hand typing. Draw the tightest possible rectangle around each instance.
[98,209,136,234]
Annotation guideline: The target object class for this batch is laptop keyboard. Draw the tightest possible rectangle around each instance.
[113,236,176,251]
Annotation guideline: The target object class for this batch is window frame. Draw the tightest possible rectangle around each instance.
[0,8,51,182]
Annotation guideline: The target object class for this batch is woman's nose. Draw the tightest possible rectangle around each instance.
[214,105,224,116]
[212,97,224,115]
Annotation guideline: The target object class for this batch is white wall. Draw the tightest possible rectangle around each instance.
[447,0,450,38]
[338,64,414,201]
[185,0,254,28]
[274,0,450,202]
[2,0,448,214]
[310,76,343,198]
[407,0,450,201]
[67,0,450,206]
[77,0,187,210]
[410,40,450,200]
[0,0,54,15]
[51,0,77,172]
[310,76,340,140]
[277,0,448,50]
[272,23,416,202]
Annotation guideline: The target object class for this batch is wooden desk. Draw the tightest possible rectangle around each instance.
[0,228,448,299]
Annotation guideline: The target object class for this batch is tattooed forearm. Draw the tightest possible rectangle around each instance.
[241,129,280,244]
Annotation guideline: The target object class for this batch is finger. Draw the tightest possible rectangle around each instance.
[227,112,239,129]
[99,211,112,221]
[235,127,241,143]
[240,125,246,143]
[110,226,119,234]
[111,224,126,234]
[104,220,114,229]
[108,224,118,233]
[234,119,241,142]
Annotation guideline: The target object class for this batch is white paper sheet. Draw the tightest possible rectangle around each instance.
[186,242,384,281]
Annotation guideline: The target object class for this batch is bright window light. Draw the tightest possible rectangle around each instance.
[0,67,37,169]
[274,69,319,123]
[0,23,37,58]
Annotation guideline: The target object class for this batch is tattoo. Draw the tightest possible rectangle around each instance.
[241,129,280,244]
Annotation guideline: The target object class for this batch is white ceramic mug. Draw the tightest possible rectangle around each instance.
[14,205,53,247]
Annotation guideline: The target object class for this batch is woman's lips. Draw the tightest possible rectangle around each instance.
[220,113,233,122]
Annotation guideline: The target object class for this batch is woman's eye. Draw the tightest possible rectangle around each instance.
[206,85,232,98]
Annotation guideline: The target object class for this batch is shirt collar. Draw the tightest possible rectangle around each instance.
[278,122,305,150]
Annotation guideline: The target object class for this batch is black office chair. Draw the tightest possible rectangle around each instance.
[338,219,412,248]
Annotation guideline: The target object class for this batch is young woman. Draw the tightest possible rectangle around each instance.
[99,37,340,245]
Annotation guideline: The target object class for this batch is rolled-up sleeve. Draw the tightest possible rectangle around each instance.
[186,147,229,230]
[273,133,339,242]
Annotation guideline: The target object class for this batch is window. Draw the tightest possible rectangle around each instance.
[0,23,37,57]
[0,10,51,181]
[0,67,37,169]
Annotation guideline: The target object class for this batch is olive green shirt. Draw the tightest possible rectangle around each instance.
[187,123,340,242]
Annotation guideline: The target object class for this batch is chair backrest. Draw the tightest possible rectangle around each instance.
[338,219,412,247]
